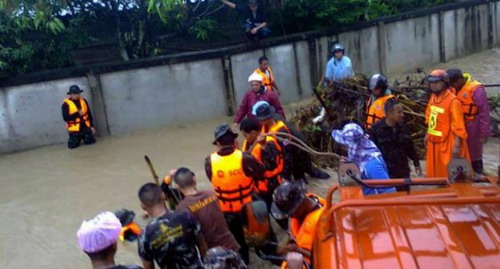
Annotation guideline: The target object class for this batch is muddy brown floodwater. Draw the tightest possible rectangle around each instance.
[0,49,499,269]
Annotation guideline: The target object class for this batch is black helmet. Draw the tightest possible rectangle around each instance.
[203,247,247,269]
[331,43,345,54]
[271,181,306,219]
[368,74,388,93]
[67,85,83,95]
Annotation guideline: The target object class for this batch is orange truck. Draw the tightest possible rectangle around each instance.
[312,160,500,269]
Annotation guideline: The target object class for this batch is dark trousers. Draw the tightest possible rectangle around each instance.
[243,22,271,39]
[224,212,250,264]
[472,160,484,174]
[68,128,95,149]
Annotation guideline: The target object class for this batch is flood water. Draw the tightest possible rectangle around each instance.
[1,49,499,268]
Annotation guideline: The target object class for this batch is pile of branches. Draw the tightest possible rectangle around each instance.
[291,74,428,168]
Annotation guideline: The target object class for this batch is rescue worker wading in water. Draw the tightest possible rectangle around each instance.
[239,117,289,230]
[271,182,326,269]
[253,101,330,181]
[62,85,96,149]
[425,69,470,178]
[205,124,265,265]
[365,74,395,129]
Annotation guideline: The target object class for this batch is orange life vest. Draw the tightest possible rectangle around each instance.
[426,89,458,143]
[281,194,326,269]
[455,74,482,122]
[254,67,275,91]
[63,98,91,133]
[242,137,284,193]
[365,94,394,129]
[262,120,290,135]
[119,222,141,242]
[210,150,254,213]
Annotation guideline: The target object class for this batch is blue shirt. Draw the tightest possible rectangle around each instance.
[325,56,354,82]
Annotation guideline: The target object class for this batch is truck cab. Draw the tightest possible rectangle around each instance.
[312,161,500,269]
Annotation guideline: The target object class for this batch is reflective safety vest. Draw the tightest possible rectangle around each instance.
[427,89,457,143]
[210,150,254,213]
[365,94,394,129]
[242,136,284,193]
[254,67,275,91]
[281,194,326,269]
[63,98,91,133]
[456,74,482,122]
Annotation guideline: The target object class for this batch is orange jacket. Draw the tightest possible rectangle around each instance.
[63,98,91,133]
[282,194,326,269]
[455,74,482,122]
[365,94,394,129]
[254,67,275,91]
[242,136,284,193]
[210,150,254,213]
[262,120,290,135]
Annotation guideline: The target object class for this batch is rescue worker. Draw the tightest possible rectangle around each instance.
[447,69,492,174]
[254,56,280,95]
[137,183,207,269]
[204,123,265,264]
[76,211,142,269]
[62,85,96,149]
[240,117,283,207]
[325,43,354,85]
[365,74,395,129]
[271,182,325,268]
[253,101,330,181]
[425,69,470,178]
[233,73,285,129]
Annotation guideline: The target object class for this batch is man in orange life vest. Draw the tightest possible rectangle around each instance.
[240,117,283,207]
[447,69,492,174]
[205,123,265,264]
[365,74,395,129]
[253,101,330,181]
[254,56,280,95]
[61,85,96,149]
[271,182,325,268]
[425,69,470,178]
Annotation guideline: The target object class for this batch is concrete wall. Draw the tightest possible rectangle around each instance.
[0,78,89,152]
[1,0,498,153]
[100,59,228,135]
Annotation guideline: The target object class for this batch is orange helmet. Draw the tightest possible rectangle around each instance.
[427,69,449,83]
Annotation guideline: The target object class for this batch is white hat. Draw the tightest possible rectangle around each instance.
[248,72,263,83]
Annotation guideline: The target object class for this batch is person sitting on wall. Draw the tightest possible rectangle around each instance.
[221,0,271,40]
[61,85,96,149]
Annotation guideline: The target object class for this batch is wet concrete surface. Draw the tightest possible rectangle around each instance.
[1,49,499,268]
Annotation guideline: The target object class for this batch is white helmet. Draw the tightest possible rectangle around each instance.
[248,72,263,83]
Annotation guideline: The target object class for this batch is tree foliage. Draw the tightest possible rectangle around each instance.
[0,0,459,78]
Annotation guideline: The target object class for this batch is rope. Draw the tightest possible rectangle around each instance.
[262,131,342,159]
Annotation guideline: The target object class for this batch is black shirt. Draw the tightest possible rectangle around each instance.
[138,210,203,269]
[111,266,143,269]
[235,4,267,24]
[61,98,94,127]
[368,119,420,178]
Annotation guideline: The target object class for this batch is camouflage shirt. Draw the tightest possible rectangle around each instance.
[138,210,203,269]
